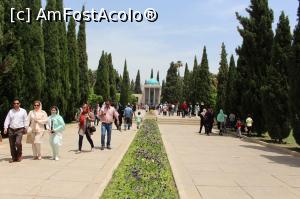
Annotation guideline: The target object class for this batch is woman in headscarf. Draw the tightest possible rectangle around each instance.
[27,100,48,160]
[217,109,226,136]
[77,103,95,153]
[48,106,65,161]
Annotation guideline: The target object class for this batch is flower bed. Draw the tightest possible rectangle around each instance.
[101,119,179,199]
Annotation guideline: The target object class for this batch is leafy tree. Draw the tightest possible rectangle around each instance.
[290,1,300,145]
[156,71,160,82]
[216,43,228,112]
[236,0,274,135]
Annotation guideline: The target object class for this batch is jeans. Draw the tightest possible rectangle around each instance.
[101,123,112,146]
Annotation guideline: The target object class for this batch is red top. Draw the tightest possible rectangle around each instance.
[181,103,188,111]
[236,120,242,128]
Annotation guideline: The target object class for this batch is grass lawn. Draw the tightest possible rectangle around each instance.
[100,119,179,199]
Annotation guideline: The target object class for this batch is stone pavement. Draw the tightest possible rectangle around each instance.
[159,124,300,199]
[0,122,137,199]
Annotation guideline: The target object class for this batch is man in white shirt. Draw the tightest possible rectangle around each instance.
[4,99,28,163]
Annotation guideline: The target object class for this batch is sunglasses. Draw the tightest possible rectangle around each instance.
[34,104,40,107]
[13,103,20,105]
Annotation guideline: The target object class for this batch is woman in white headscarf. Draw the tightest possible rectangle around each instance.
[48,106,65,161]
[27,100,48,160]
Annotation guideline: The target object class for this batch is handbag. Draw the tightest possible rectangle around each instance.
[26,132,34,144]
[88,126,96,133]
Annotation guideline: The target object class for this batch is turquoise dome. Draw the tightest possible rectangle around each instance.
[145,78,159,85]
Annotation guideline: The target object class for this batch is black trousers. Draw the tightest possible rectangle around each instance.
[78,130,94,151]
[199,116,205,133]
[8,128,24,160]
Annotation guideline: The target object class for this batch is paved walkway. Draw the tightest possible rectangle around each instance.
[0,122,137,199]
[159,124,300,199]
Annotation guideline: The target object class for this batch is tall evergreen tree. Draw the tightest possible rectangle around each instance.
[130,79,135,93]
[225,55,238,113]
[43,0,61,111]
[134,70,142,94]
[262,12,292,143]
[163,62,181,103]
[196,47,211,105]
[183,63,190,102]
[120,60,130,106]
[156,71,160,82]
[0,0,24,129]
[161,79,166,102]
[67,18,79,119]
[94,52,110,101]
[21,0,45,109]
[150,68,154,78]
[77,6,89,104]
[108,53,117,101]
[57,0,70,118]
[216,43,229,112]
[236,0,274,135]
[190,55,199,104]
[290,1,300,145]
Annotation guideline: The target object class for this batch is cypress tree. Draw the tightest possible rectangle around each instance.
[130,79,135,93]
[77,6,89,104]
[21,0,45,109]
[0,0,24,129]
[236,0,274,135]
[57,0,70,118]
[163,62,181,103]
[134,70,142,94]
[183,63,190,101]
[95,52,110,101]
[67,18,80,119]
[150,68,154,78]
[108,53,117,101]
[216,43,229,112]
[43,0,61,111]
[161,79,166,102]
[290,1,300,145]
[225,55,238,113]
[197,47,211,105]
[156,71,160,82]
[262,12,291,143]
[120,60,130,106]
[190,56,198,104]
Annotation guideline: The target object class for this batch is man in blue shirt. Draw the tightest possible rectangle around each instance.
[123,104,133,130]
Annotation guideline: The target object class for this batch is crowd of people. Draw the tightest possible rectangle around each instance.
[157,101,254,137]
[3,98,143,163]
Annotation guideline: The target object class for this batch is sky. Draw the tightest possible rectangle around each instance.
[42,0,299,83]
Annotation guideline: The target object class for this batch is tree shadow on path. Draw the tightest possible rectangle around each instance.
[240,144,300,168]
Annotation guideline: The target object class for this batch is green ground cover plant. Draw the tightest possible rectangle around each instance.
[101,119,179,199]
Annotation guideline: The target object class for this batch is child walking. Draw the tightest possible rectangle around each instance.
[135,112,143,129]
